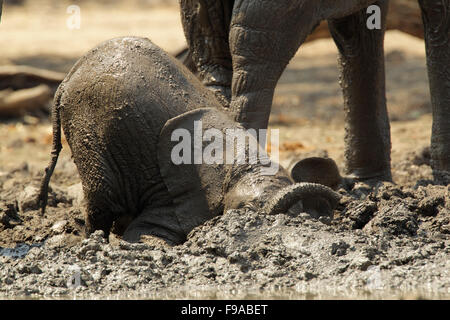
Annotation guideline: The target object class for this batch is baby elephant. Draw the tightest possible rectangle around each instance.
[38,37,340,245]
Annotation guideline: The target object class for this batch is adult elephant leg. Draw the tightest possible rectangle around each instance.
[419,0,450,184]
[229,0,319,132]
[180,0,234,105]
[328,1,392,182]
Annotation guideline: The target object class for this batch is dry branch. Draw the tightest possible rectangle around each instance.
[0,65,65,92]
[0,84,52,117]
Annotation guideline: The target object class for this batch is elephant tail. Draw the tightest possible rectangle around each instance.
[264,182,342,217]
[37,90,63,215]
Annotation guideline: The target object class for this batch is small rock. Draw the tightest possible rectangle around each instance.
[92,268,109,282]
[272,214,287,227]
[351,257,372,271]
[18,263,42,275]
[440,224,450,234]
[67,183,84,206]
[78,241,102,256]
[418,196,444,216]
[46,185,71,206]
[25,246,43,260]
[227,252,243,264]
[351,182,373,199]
[89,230,106,243]
[342,200,377,229]
[46,234,81,248]
[303,272,317,281]
[363,247,379,261]
[51,220,68,234]
[2,178,19,191]
[298,212,312,220]
[10,162,28,174]
[331,241,350,256]
[45,234,66,248]
[375,183,406,201]
[0,202,22,228]
[363,203,418,236]
[152,251,173,267]
[318,215,332,225]
[18,186,40,212]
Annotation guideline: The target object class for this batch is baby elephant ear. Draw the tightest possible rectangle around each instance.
[157,107,233,236]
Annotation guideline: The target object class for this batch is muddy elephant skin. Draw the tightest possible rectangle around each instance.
[180,0,450,184]
[38,37,340,245]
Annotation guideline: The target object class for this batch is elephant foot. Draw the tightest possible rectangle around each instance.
[288,157,343,190]
[431,142,450,186]
[432,169,450,186]
[264,183,342,219]
[287,157,393,191]
[349,173,392,185]
[345,170,393,187]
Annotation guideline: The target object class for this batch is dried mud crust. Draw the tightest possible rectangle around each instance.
[0,1,447,299]
[0,149,448,299]
[0,160,84,248]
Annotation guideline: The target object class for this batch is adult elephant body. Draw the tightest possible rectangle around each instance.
[180,0,450,184]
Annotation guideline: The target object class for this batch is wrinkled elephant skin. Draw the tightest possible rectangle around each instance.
[38,37,341,245]
[180,0,450,184]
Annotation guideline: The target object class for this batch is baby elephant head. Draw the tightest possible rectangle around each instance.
[223,165,342,219]
[158,107,342,229]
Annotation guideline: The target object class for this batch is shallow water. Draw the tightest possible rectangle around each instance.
[1,288,447,300]
[0,243,43,259]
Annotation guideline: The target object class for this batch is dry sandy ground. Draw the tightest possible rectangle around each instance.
[0,2,448,299]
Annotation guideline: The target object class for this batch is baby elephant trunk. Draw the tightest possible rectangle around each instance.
[263,182,342,218]
[224,162,342,218]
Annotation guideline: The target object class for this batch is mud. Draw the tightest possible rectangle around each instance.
[0,147,448,299]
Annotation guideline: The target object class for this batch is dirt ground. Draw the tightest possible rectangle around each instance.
[0,1,448,299]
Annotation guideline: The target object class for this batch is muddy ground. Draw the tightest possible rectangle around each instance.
[0,1,449,299]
